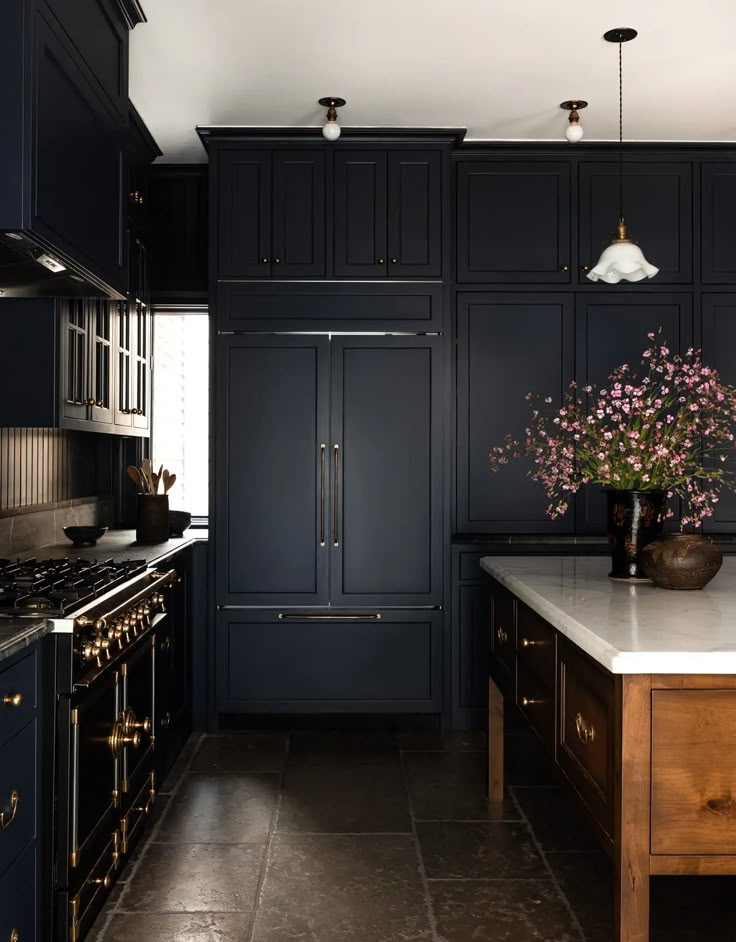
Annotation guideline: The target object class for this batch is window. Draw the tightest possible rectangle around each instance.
[152,312,209,518]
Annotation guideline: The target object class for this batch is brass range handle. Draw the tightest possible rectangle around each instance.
[575,712,595,745]
[521,696,544,707]
[3,692,23,708]
[319,444,326,547]
[333,444,339,547]
[277,613,382,621]
[0,790,19,830]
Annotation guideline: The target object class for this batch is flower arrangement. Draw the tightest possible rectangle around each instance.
[489,331,736,527]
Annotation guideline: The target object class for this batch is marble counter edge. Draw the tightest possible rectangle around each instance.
[0,619,53,665]
[479,556,736,675]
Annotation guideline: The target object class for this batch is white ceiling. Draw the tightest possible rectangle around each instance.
[129,0,736,162]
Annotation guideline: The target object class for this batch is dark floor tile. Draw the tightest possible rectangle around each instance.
[156,773,278,843]
[513,787,599,852]
[97,912,253,941]
[119,842,263,912]
[252,833,432,941]
[398,729,486,752]
[190,733,288,772]
[158,735,201,793]
[288,730,399,763]
[545,851,611,940]
[430,879,580,942]
[278,760,410,833]
[416,821,546,880]
[504,733,557,787]
[403,750,519,821]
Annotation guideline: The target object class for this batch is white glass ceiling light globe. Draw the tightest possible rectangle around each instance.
[322,120,341,141]
[565,121,584,143]
[587,221,659,283]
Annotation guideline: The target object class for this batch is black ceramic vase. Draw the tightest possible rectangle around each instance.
[136,495,169,545]
[606,489,665,581]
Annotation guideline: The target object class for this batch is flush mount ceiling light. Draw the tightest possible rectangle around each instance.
[319,96,346,141]
[588,28,658,284]
[560,100,588,143]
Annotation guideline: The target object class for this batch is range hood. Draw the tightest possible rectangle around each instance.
[0,231,120,299]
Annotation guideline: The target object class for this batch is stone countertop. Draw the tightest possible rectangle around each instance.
[480,555,736,675]
[0,618,53,665]
[13,529,208,567]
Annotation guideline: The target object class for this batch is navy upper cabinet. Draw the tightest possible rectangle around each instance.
[701,163,736,283]
[456,293,575,534]
[456,161,571,283]
[578,161,693,284]
[335,149,442,278]
[216,149,326,278]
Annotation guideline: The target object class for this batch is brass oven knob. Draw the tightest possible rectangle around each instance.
[112,621,124,640]
[160,712,171,729]
[81,641,101,663]
[90,873,112,889]
[3,692,23,708]
[123,709,151,735]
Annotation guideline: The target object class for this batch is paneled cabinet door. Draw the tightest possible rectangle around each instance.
[329,335,443,606]
[216,335,330,605]
[456,293,575,534]
[457,161,571,283]
[578,161,693,284]
[217,149,272,277]
[702,295,736,531]
[334,151,388,277]
[272,151,326,277]
[701,164,736,283]
[61,298,91,423]
[574,292,694,532]
[387,150,442,277]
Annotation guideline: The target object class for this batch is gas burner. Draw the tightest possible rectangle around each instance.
[16,595,55,611]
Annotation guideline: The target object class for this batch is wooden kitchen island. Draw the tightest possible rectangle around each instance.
[482,555,736,942]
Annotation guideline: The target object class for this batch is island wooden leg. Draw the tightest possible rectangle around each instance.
[614,674,652,942]
[488,676,504,802]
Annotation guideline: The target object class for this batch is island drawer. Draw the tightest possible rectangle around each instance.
[557,637,615,835]
[0,843,36,942]
[0,720,37,879]
[491,586,515,676]
[652,689,736,856]
[517,660,555,754]
[0,648,37,748]
[516,603,556,690]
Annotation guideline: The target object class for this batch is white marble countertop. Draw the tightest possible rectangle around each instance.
[480,555,736,675]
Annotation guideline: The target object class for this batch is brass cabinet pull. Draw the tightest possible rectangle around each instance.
[391,257,398,264]
[561,264,570,272]
[278,613,382,620]
[160,636,171,654]
[319,444,326,547]
[575,712,595,745]
[521,696,543,707]
[260,257,269,264]
[496,626,508,644]
[333,444,339,547]
[0,790,19,829]
[377,257,385,264]
[3,692,23,708]
[160,711,171,729]
[10,930,19,942]
[273,257,281,264]
[521,637,547,648]
[581,264,590,273]
[89,874,112,889]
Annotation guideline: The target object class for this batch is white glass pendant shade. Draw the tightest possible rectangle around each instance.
[587,220,659,283]
[566,122,584,143]
[322,120,341,141]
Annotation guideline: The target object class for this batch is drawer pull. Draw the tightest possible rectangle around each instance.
[2,692,23,708]
[10,931,19,942]
[0,789,18,829]
[521,638,544,648]
[521,696,544,707]
[575,712,596,745]
[496,626,508,644]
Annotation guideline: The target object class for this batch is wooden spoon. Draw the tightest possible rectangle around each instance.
[127,465,143,493]
[163,471,176,494]
[141,458,153,495]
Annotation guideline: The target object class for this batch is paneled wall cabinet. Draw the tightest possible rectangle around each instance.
[0,0,146,298]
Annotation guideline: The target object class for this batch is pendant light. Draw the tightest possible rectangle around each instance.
[560,100,588,143]
[587,28,658,284]
[319,96,346,141]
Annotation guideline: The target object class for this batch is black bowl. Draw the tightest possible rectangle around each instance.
[62,526,108,547]
[168,511,191,537]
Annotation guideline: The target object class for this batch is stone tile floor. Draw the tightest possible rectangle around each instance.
[89,726,736,941]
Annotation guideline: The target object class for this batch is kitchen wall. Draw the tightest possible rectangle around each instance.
[0,428,112,556]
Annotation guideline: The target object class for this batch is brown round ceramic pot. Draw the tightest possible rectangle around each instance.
[640,533,723,590]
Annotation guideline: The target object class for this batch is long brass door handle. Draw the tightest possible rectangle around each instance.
[0,790,18,829]
[319,444,326,547]
[333,444,339,547]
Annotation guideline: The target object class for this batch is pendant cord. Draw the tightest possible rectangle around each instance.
[618,38,624,223]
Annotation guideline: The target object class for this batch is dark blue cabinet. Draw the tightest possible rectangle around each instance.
[216,149,326,278]
[701,163,736,284]
[216,334,443,607]
[456,160,571,283]
[702,294,736,531]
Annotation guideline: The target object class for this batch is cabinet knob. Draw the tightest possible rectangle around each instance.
[391,258,398,264]
[10,930,19,942]
[377,257,385,265]
[3,692,23,708]
[521,696,543,707]
[121,409,130,415]
[261,257,269,264]
[273,258,281,264]
[0,789,18,830]
[581,264,590,273]
[84,398,96,407]
[561,264,570,272]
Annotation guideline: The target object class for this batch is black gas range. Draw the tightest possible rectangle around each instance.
[0,557,148,617]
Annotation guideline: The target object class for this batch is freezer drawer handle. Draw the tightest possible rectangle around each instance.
[319,444,326,547]
[277,613,382,621]
[332,444,339,547]
[0,789,18,829]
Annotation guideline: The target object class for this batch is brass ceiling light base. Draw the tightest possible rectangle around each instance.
[318,96,346,120]
[612,218,632,244]
[603,27,638,43]
[560,100,588,113]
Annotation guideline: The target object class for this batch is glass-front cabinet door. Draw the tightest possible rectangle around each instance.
[62,298,91,423]
[131,238,151,432]
[114,301,133,429]
[89,301,114,425]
